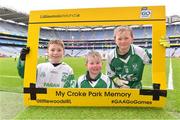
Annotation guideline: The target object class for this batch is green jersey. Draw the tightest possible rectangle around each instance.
[107,44,151,89]
[17,59,25,78]
[77,72,114,88]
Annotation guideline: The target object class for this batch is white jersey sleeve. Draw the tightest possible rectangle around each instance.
[106,49,116,79]
[133,45,151,64]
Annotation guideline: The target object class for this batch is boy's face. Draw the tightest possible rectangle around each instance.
[115,30,133,53]
[86,56,102,76]
[48,44,64,63]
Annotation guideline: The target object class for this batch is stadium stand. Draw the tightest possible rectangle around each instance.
[0,7,179,57]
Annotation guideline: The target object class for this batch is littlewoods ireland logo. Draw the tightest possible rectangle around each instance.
[140,7,151,18]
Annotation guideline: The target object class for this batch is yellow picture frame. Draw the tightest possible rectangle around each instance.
[24,6,167,107]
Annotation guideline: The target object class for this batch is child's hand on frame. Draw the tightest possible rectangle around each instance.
[20,47,30,61]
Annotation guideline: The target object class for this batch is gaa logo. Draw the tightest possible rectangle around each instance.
[140,7,151,18]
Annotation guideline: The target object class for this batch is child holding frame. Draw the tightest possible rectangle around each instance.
[17,40,76,88]
[106,26,152,89]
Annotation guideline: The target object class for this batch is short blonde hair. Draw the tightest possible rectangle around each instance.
[48,39,65,50]
[85,51,102,64]
[113,26,133,39]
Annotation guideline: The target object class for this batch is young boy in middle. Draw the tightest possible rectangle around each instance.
[77,51,114,88]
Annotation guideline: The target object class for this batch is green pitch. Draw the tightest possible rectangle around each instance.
[0,57,180,119]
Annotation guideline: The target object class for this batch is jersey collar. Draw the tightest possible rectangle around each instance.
[114,45,135,64]
[86,71,102,82]
[114,44,135,59]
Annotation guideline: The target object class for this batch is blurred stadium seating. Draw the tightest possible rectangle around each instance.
[0,7,179,57]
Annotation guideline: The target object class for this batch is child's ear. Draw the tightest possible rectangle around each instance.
[63,49,65,54]
[114,36,116,41]
[85,63,87,67]
[131,38,134,44]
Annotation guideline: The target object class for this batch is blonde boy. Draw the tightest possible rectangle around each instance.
[77,51,114,88]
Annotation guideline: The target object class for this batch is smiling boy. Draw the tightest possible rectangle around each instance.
[106,26,151,89]
[17,40,76,88]
[77,51,114,88]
